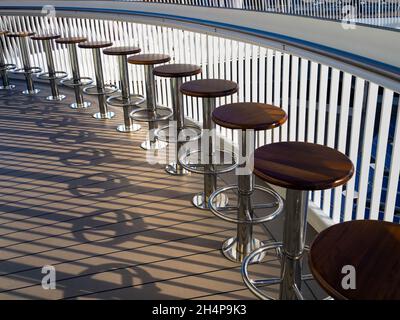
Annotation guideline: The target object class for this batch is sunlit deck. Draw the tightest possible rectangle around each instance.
[0,82,325,300]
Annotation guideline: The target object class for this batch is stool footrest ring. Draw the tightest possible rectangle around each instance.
[11,66,42,74]
[37,71,68,80]
[209,185,284,224]
[107,93,145,107]
[61,77,93,87]
[130,106,173,122]
[155,124,202,143]
[84,84,118,96]
[179,149,237,174]
[0,63,16,71]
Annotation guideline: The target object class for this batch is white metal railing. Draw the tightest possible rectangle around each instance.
[0,14,399,226]
[60,0,400,29]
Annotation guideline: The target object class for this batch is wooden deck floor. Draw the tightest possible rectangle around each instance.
[0,82,323,300]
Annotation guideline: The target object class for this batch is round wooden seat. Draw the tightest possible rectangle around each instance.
[31,34,60,41]
[153,63,201,78]
[103,46,141,56]
[127,53,171,65]
[309,220,400,300]
[7,31,35,38]
[180,79,238,98]
[78,41,112,49]
[253,142,354,191]
[212,103,287,130]
[55,37,87,44]
[0,30,9,36]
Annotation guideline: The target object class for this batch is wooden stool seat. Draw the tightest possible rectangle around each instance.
[180,79,238,98]
[31,34,60,41]
[153,63,201,78]
[103,46,141,56]
[253,142,354,190]
[0,30,9,36]
[55,37,87,44]
[78,41,112,49]
[212,102,287,130]
[7,31,35,38]
[127,53,171,65]
[309,220,400,300]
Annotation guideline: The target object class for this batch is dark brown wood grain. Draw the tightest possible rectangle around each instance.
[55,36,87,44]
[212,102,287,131]
[78,41,113,49]
[309,220,400,300]
[180,79,238,98]
[127,53,171,65]
[253,142,354,190]
[7,31,35,38]
[153,64,201,78]
[103,46,141,56]
[31,34,61,41]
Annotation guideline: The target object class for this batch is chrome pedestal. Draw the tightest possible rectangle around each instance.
[242,189,312,300]
[83,47,117,120]
[107,55,144,132]
[0,34,15,90]
[61,43,92,109]
[11,36,41,95]
[37,39,67,101]
[130,64,172,150]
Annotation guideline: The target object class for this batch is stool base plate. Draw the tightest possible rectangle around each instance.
[70,101,91,109]
[222,237,266,263]
[0,84,15,90]
[192,192,228,210]
[46,95,66,101]
[165,162,189,176]
[93,111,115,120]
[141,140,168,150]
[22,89,40,95]
[116,124,141,133]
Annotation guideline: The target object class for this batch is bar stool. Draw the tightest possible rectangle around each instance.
[7,31,42,95]
[179,79,238,210]
[242,142,354,300]
[103,46,145,132]
[208,103,287,263]
[309,220,400,300]
[79,41,118,119]
[128,54,173,150]
[0,30,16,90]
[56,37,93,109]
[31,33,67,101]
[153,64,202,175]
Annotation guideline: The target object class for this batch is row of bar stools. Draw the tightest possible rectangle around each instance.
[7,32,42,95]
[209,103,286,263]
[56,37,93,109]
[31,33,67,101]
[309,220,400,300]
[179,79,239,210]
[128,54,173,150]
[153,64,202,175]
[242,142,354,300]
[0,30,16,90]
[79,41,118,120]
[104,46,145,133]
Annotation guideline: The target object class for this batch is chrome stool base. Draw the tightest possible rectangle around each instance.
[156,124,202,143]
[223,237,267,263]
[93,111,115,120]
[70,101,91,109]
[192,191,229,210]
[22,88,40,95]
[117,124,141,133]
[165,162,189,176]
[140,140,168,150]
[0,84,15,90]
[46,94,66,101]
